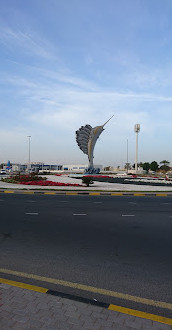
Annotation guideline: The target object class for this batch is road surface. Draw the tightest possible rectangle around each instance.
[0,193,172,319]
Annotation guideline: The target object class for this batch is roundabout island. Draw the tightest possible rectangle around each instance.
[1,173,172,194]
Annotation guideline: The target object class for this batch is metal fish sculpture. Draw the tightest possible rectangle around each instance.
[76,115,114,172]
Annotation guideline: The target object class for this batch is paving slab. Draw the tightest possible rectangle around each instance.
[0,283,172,330]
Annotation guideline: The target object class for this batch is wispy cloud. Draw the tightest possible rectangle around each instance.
[1,67,172,134]
[0,26,57,60]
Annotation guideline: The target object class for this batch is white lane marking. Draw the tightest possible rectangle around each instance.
[73,214,87,216]
[25,213,39,215]
[161,203,171,205]
[60,201,68,203]
[122,214,135,217]
[27,200,36,203]
[128,202,137,205]
[93,202,102,204]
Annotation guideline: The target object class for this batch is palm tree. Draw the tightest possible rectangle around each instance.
[124,163,131,170]
[160,160,170,166]
[160,160,170,172]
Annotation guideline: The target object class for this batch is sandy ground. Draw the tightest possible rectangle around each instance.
[0,175,172,191]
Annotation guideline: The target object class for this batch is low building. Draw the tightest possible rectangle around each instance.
[4,163,103,173]
[11,163,62,172]
[11,164,27,172]
[62,164,103,172]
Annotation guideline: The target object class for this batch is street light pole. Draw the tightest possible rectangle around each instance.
[126,139,128,174]
[27,135,31,171]
[134,124,140,173]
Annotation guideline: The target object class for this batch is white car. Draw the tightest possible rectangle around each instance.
[0,169,6,174]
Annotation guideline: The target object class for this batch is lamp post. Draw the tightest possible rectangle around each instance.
[134,124,140,173]
[27,135,31,171]
[126,139,128,174]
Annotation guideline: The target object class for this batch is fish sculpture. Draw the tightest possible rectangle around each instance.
[76,115,114,173]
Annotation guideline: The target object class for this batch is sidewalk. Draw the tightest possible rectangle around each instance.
[1,282,172,330]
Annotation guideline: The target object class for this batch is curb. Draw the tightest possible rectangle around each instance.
[1,189,172,196]
[0,277,172,326]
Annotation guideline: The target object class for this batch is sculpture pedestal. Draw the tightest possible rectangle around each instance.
[84,166,100,174]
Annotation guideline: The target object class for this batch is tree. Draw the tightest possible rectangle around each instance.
[138,162,143,168]
[104,166,111,171]
[150,161,159,172]
[82,176,94,187]
[124,163,131,170]
[160,160,170,172]
[160,160,170,166]
[142,162,150,173]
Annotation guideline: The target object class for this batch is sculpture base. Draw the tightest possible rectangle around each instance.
[84,166,100,174]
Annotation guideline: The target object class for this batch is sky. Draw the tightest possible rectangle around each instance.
[0,0,172,167]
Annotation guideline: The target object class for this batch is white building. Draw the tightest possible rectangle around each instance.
[62,164,103,172]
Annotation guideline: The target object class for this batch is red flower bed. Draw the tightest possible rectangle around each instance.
[19,180,81,186]
[10,174,45,182]
[3,173,82,186]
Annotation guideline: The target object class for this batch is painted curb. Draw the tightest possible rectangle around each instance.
[0,189,172,196]
[0,277,172,326]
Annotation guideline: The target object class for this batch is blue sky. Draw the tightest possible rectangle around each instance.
[0,0,172,167]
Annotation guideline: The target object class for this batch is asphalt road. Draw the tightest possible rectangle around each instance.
[0,193,172,318]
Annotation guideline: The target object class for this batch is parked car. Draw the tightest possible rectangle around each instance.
[29,168,39,174]
[0,169,6,174]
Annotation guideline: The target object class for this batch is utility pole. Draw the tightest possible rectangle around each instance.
[134,124,140,173]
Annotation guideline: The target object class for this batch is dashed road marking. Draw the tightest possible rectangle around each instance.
[73,214,87,216]
[161,203,171,205]
[122,214,135,217]
[25,213,39,215]
[93,202,103,204]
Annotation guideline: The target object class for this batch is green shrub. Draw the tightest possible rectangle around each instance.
[82,176,94,187]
